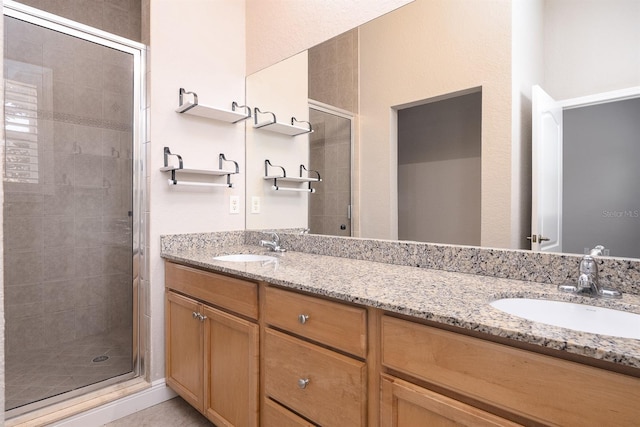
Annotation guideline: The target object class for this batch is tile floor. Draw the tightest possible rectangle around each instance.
[104,397,214,427]
[5,329,133,411]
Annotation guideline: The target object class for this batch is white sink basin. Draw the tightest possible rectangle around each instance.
[213,254,277,262]
[490,298,640,340]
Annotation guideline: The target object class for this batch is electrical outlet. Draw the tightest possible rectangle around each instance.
[229,195,240,214]
[251,196,261,214]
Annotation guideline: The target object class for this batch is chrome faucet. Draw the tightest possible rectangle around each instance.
[558,245,622,298]
[260,232,285,252]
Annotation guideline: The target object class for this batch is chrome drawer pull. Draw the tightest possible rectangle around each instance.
[298,314,309,324]
[297,378,310,389]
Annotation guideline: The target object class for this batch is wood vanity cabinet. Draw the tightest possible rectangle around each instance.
[164,261,640,426]
[262,286,368,426]
[165,262,259,427]
[380,315,640,426]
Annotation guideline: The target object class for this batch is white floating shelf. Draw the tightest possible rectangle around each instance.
[160,166,238,176]
[263,160,321,193]
[176,102,250,123]
[175,88,250,123]
[254,120,312,136]
[253,107,313,136]
[162,147,240,188]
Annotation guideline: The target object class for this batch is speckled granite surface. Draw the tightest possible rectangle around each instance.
[245,230,640,295]
[161,231,640,369]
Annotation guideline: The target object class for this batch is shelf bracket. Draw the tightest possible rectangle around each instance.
[265,159,288,190]
[254,107,277,128]
[232,102,252,120]
[177,88,198,113]
[292,117,313,134]
[300,164,321,192]
[163,147,183,182]
[220,153,239,187]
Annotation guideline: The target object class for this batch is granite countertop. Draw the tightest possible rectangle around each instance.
[161,244,640,370]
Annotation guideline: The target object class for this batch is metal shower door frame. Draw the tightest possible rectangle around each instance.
[2,0,147,415]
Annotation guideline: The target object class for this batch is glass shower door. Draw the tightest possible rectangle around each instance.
[308,105,353,236]
[3,12,139,413]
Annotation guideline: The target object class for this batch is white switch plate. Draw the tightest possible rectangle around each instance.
[251,196,260,214]
[229,195,240,214]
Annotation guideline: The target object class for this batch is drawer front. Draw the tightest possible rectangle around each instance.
[381,375,520,427]
[165,262,258,319]
[265,286,367,357]
[381,315,640,426]
[263,398,314,427]
[264,328,367,427]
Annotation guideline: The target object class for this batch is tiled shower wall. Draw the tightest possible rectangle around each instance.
[13,0,142,43]
[308,28,358,113]
[3,17,134,353]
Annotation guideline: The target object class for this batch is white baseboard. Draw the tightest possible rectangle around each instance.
[51,379,177,427]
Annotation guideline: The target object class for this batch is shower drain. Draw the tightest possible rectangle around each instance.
[92,355,109,363]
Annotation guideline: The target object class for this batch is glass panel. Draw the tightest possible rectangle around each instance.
[3,15,135,411]
[309,108,352,236]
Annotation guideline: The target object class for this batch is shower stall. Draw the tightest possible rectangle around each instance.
[3,1,144,416]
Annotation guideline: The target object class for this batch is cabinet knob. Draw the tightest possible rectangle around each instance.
[297,378,310,389]
[298,314,309,324]
[192,311,199,319]
[197,313,207,322]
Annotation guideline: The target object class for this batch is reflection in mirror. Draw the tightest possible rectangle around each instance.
[245,0,640,259]
[309,103,353,237]
[532,91,640,259]
[397,89,481,245]
[245,52,311,230]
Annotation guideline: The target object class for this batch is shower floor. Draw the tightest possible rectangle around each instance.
[5,328,133,411]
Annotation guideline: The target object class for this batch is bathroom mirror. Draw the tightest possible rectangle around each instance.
[245,0,640,259]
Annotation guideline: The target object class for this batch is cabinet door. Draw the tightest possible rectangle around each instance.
[381,376,519,427]
[203,305,260,427]
[165,291,204,412]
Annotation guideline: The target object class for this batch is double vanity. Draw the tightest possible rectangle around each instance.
[161,231,640,426]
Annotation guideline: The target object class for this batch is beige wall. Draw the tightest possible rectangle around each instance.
[149,0,246,381]
[544,0,640,100]
[245,0,413,74]
[359,0,513,247]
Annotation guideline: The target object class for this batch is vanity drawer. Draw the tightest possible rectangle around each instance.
[381,315,640,426]
[264,286,367,357]
[165,262,258,319]
[263,398,314,427]
[264,328,367,427]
